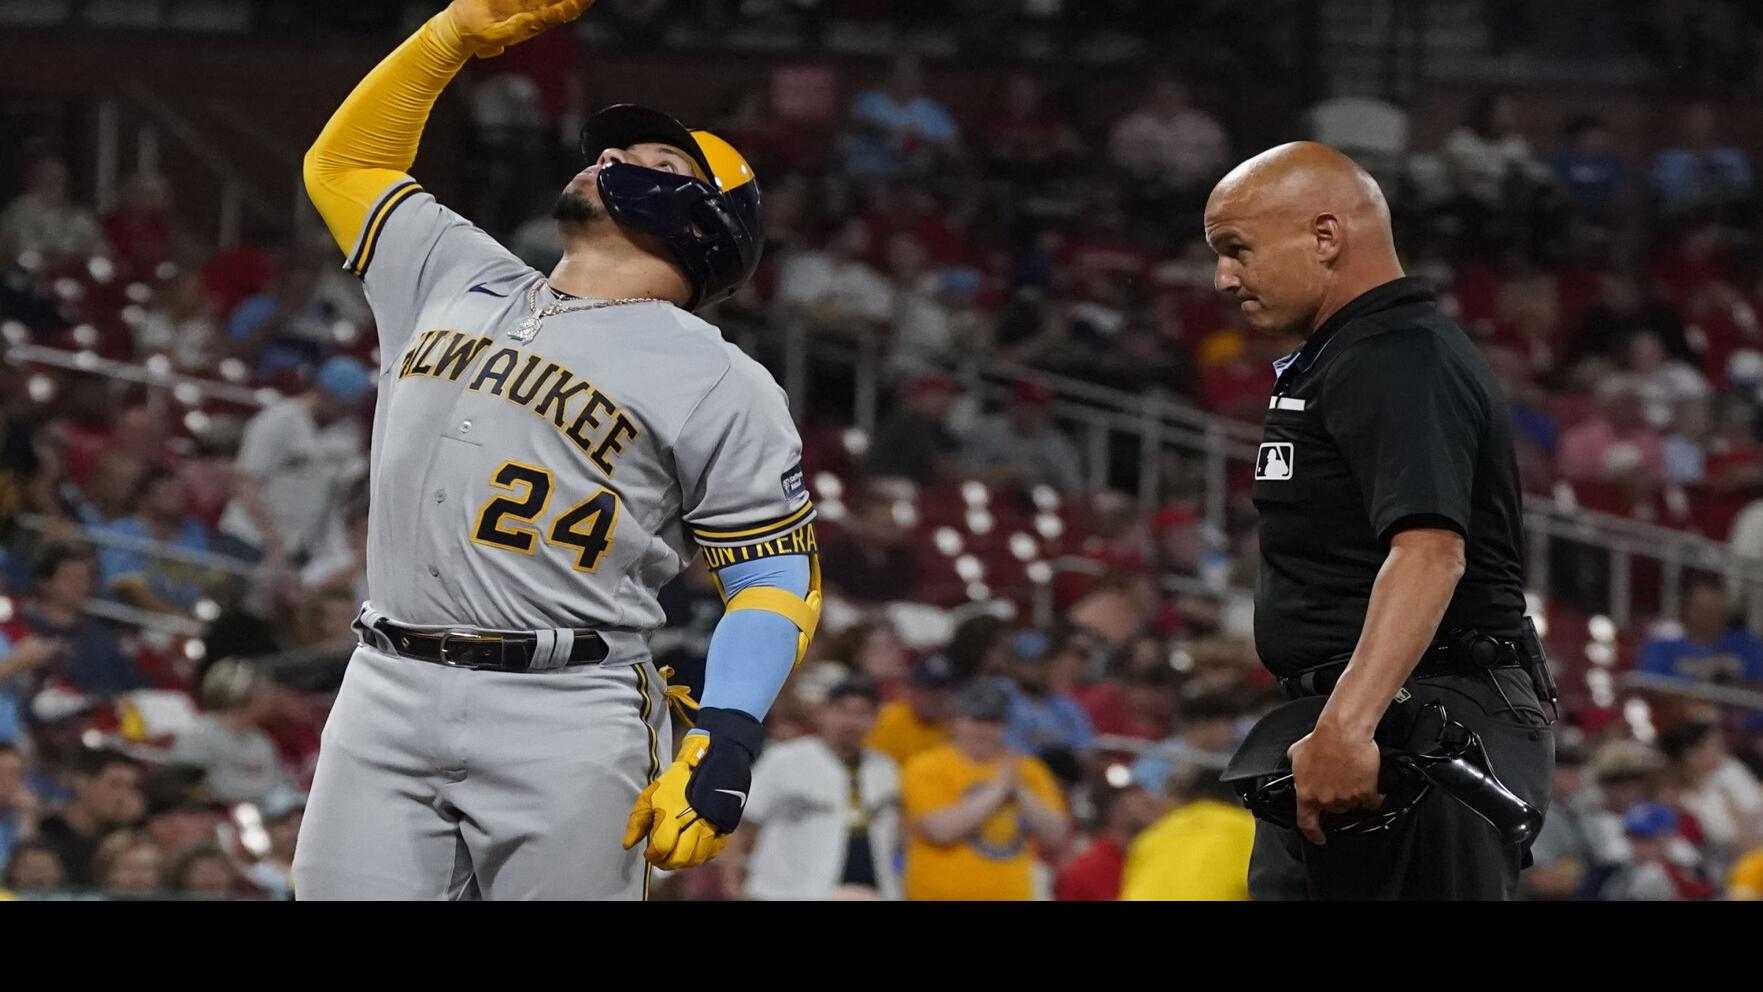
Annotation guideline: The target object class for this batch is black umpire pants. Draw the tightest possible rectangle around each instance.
[1248,668,1555,901]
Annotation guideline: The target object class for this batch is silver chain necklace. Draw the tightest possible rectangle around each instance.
[510,282,663,343]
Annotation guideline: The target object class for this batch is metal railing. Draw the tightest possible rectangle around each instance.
[4,341,273,408]
[14,315,1763,636]
[781,318,1763,634]
[94,85,290,250]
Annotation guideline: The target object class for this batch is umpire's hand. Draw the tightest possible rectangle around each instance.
[445,0,596,58]
[1286,723,1384,846]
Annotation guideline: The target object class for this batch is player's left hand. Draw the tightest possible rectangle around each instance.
[1287,723,1384,846]
[622,707,764,870]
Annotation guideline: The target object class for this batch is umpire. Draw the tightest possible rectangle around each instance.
[1203,142,1555,899]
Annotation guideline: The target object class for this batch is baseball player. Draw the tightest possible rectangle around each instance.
[289,0,821,899]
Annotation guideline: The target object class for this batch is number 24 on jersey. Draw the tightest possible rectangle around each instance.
[470,460,618,572]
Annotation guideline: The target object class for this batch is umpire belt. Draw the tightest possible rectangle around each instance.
[1281,630,1525,699]
[354,604,608,673]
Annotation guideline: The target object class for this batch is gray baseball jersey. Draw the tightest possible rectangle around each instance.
[358,183,814,655]
[294,181,812,901]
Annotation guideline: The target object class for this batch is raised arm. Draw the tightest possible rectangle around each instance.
[302,1,592,255]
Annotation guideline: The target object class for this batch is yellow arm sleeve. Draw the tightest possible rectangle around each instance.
[302,12,474,256]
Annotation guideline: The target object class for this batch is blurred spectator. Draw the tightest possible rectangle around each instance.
[238,791,303,900]
[1439,94,1553,233]
[1638,573,1763,685]
[1569,272,1694,368]
[1522,738,1599,900]
[1558,373,1667,494]
[300,499,371,606]
[1107,77,1229,209]
[859,182,974,271]
[141,788,219,860]
[823,618,910,686]
[1550,114,1629,223]
[1076,638,1179,747]
[997,629,1095,759]
[101,172,178,276]
[1625,330,1709,430]
[1702,393,1763,493]
[92,830,163,896]
[63,448,146,527]
[1053,782,1160,901]
[0,743,38,868]
[864,373,963,485]
[982,73,1082,185]
[217,356,371,567]
[943,613,1012,684]
[866,654,956,768]
[0,156,105,262]
[199,234,276,324]
[842,55,961,182]
[1118,764,1256,901]
[1585,738,1669,875]
[133,270,221,372]
[92,468,219,617]
[960,381,1085,494]
[1664,395,1713,484]
[1,839,65,895]
[0,373,48,526]
[3,544,141,697]
[1731,846,1763,899]
[1653,104,1754,220]
[727,677,901,900]
[1129,690,1245,797]
[36,750,143,888]
[0,631,61,744]
[773,219,894,336]
[168,842,238,899]
[899,680,1070,900]
[163,659,297,805]
[818,489,918,604]
[880,236,987,381]
[224,257,335,380]
[1599,801,1718,900]
[1659,720,1763,867]
[1147,504,1221,585]
[1196,326,1283,424]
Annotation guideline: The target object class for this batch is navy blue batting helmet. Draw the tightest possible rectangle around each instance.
[578,104,764,311]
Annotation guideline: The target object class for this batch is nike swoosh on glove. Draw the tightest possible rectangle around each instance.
[621,707,764,870]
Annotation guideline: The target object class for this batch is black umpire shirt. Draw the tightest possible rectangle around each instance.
[1252,276,1527,678]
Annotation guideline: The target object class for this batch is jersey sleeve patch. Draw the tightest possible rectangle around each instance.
[781,462,809,508]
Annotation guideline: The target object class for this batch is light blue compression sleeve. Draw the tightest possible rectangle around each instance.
[688,553,812,731]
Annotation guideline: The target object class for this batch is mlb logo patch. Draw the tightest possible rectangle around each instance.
[1256,443,1294,480]
[780,463,809,506]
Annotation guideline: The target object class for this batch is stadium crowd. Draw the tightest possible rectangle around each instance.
[3,3,1763,900]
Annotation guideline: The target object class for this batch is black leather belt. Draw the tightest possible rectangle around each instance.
[1281,632,1526,699]
[371,619,608,672]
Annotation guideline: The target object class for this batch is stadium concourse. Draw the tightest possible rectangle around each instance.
[1,0,1762,900]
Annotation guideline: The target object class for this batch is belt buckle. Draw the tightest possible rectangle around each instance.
[437,629,498,669]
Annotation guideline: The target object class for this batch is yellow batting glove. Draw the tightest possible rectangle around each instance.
[621,708,764,870]
[444,0,596,58]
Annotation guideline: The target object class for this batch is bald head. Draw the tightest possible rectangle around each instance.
[1204,142,1405,337]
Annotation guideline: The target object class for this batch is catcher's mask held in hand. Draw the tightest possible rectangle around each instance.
[579,104,764,311]
[1221,693,1544,845]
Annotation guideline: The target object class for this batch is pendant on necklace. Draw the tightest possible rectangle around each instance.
[510,316,541,343]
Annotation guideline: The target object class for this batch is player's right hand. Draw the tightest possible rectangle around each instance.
[444,0,595,58]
